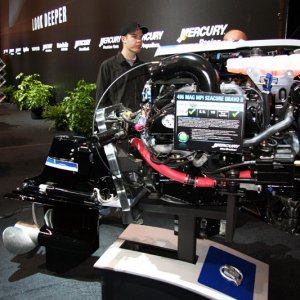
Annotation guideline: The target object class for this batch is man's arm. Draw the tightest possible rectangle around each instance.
[96,61,111,108]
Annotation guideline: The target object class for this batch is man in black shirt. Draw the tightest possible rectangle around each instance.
[96,21,149,111]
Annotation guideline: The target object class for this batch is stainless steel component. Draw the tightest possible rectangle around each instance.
[219,264,244,286]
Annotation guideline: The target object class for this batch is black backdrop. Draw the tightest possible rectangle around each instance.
[0,0,290,100]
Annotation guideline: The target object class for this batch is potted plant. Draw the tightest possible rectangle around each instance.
[42,104,68,131]
[0,84,15,103]
[43,79,96,134]
[13,73,54,119]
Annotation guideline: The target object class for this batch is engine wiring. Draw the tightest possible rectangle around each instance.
[203,160,256,175]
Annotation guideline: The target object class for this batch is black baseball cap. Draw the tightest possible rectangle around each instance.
[120,21,148,36]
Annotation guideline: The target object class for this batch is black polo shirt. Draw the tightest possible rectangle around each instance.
[96,52,149,111]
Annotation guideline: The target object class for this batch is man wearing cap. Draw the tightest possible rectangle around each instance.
[96,21,149,111]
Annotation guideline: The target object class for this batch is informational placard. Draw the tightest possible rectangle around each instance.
[174,92,245,153]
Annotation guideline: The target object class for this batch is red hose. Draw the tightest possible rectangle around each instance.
[239,170,252,178]
[130,138,216,188]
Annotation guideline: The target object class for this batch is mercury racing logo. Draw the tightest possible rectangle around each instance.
[177,24,228,43]
[99,31,164,50]
[211,143,239,152]
[99,36,121,49]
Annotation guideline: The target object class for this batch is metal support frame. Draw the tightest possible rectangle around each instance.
[140,192,237,263]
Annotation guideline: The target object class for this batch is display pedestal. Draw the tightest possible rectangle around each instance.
[94,224,268,300]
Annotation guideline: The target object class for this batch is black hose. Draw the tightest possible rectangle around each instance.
[203,160,256,174]
[149,53,220,93]
[243,106,294,147]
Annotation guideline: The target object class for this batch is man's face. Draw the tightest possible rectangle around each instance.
[122,28,143,54]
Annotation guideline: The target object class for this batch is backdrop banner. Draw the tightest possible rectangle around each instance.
[0,0,287,98]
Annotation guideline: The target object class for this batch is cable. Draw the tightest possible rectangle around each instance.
[203,160,256,174]
[94,144,111,173]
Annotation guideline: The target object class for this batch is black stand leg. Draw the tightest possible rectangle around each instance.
[140,191,241,263]
[177,215,197,263]
[225,193,237,243]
